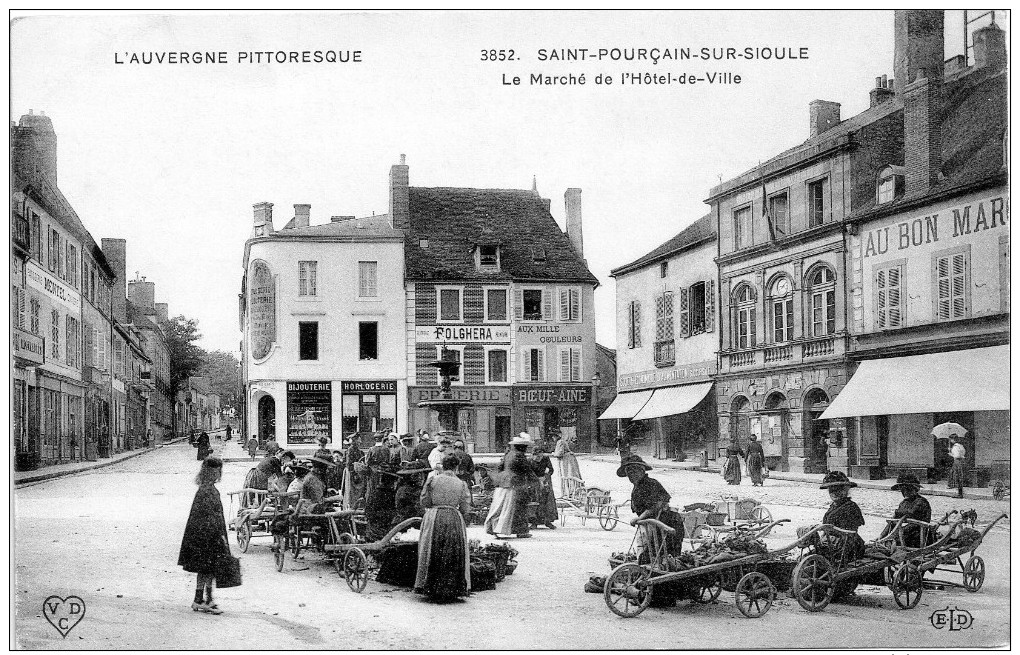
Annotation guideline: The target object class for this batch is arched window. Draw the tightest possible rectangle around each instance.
[732,284,757,349]
[767,276,794,343]
[806,265,836,336]
[876,165,904,205]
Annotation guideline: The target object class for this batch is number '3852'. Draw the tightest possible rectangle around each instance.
[481,49,517,61]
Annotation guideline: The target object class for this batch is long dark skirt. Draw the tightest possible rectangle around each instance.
[415,506,470,599]
[533,475,557,525]
[747,453,765,486]
[365,486,397,541]
[723,456,741,485]
[511,485,533,535]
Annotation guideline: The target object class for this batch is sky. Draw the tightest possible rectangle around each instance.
[10,10,992,354]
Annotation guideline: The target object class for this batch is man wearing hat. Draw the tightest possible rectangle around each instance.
[393,434,428,523]
[880,473,932,547]
[817,471,866,560]
[618,455,684,558]
[364,434,399,540]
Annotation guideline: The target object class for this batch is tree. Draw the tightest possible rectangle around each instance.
[161,315,205,434]
[197,349,241,414]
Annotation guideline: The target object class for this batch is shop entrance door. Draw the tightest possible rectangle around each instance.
[359,394,380,434]
[494,408,511,452]
[257,395,276,443]
[803,389,830,474]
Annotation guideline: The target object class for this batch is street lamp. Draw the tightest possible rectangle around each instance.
[591,372,602,454]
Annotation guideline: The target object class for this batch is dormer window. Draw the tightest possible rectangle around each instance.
[419,238,429,249]
[876,165,905,205]
[531,246,547,263]
[479,245,499,268]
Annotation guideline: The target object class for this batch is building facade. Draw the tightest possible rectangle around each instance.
[240,202,408,449]
[128,278,173,444]
[607,214,719,461]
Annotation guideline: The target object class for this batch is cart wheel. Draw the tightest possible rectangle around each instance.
[236,519,251,553]
[603,564,653,618]
[735,572,776,618]
[598,504,619,531]
[290,530,303,558]
[690,575,723,603]
[749,506,772,525]
[963,556,985,592]
[343,547,369,593]
[792,554,835,612]
[273,535,285,572]
[892,564,923,609]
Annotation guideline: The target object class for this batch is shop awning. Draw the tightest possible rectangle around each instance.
[598,390,653,420]
[633,382,714,421]
[820,345,1010,419]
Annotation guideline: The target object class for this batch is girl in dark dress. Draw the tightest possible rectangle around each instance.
[529,445,558,529]
[746,435,766,486]
[818,471,866,561]
[723,438,745,485]
[178,457,231,614]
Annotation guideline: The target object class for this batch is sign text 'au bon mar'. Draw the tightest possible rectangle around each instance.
[862,194,1007,258]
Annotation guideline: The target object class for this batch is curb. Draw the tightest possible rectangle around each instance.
[14,437,190,486]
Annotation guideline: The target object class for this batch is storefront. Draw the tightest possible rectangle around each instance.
[340,380,398,440]
[408,386,512,453]
[13,328,45,470]
[513,384,594,451]
[287,381,332,445]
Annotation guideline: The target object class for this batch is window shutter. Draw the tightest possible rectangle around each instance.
[570,288,581,322]
[749,307,757,347]
[570,347,581,382]
[655,295,665,340]
[558,288,569,321]
[18,287,26,329]
[951,253,966,318]
[627,302,635,349]
[678,287,689,338]
[664,292,675,339]
[514,289,524,321]
[538,347,546,381]
[633,301,642,347]
[542,289,552,321]
[559,347,571,382]
[705,279,715,332]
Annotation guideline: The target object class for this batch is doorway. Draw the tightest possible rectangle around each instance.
[762,392,790,470]
[494,408,511,452]
[803,388,830,474]
[257,395,276,443]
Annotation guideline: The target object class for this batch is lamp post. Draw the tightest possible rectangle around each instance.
[590,372,602,454]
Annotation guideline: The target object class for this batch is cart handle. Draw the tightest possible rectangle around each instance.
[228,488,272,496]
[323,509,365,519]
[752,518,791,536]
[979,512,1009,538]
[634,518,676,535]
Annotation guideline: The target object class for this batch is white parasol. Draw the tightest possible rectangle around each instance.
[931,422,967,440]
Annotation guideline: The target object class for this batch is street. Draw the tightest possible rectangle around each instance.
[14,441,1010,650]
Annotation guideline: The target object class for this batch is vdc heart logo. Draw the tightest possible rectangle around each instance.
[42,595,86,638]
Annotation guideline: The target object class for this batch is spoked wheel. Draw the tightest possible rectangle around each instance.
[962,556,985,592]
[598,504,619,531]
[291,530,303,558]
[689,575,723,603]
[735,572,776,618]
[792,554,835,612]
[236,519,252,553]
[343,547,370,593]
[891,564,923,609]
[273,535,285,572]
[749,506,772,525]
[603,564,653,618]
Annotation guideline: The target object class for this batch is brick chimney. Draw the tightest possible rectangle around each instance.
[809,100,841,138]
[973,22,1006,72]
[252,202,274,236]
[564,188,584,259]
[128,275,156,312]
[101,238,128,323]
[155,302,169,324]
[389,154,410,231]
[893,10,944,95]
[869,75,895,107]
[11,110,58,185]
[293,204,310,228]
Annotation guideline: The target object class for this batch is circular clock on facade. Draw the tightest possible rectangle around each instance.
[775,278,791,296]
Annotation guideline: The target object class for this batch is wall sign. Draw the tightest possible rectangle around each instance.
[13,327,45,365]
[287,381,332,444]
[618,359,716,392]
[26,261,80,313]
[861,194,1008,258]
[342,380,397,394]
[249,260,276,360]
[410,386,511,404]
[514,385,590,405]
[415,325,511,343]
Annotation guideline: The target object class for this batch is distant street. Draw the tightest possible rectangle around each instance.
[14,442,1010,649]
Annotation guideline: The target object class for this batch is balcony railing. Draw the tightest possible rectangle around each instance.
[654,340,675,367]
[11,213,30,252]
[723,333,845,372]
[730,350,755,367]
[763,344,793,363]
[803,336,835,358]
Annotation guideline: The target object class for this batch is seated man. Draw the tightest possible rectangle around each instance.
[879,473,932,548]
[271,460,326,538]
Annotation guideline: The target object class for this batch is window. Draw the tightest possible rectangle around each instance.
[877,168,895,204]
[51,310,61,360]
[359,322,378,360]
[660,261,669,278]
[808,178,828,227]
[114,337,124,375]
[66,316,79,367]
[654,291,674,342]
[298,261,317,296]
[558,346,582,382]
[732,284,757,349]
[485,288,508,322]
[358,261,377,298]
[48,228,60,273]
[875,265,903,329]
[531,247,546,263]
[807,266,836,336]
[734,206,752,249]
[66,243,77,288]
[298,321,319,360]
[478,245,499,269]
[436,346,463,385]
[689,281,707,335]
[11,286,26,330]
[768,277,794,343]
[419,238,429,249]
[486,348,508,383]
[558,287,581,322]
[30,296,40,334]
[521,347,545,382]
[935,250,969,321]
[30,212,42,261]
[517,288,548,321]
[768,192,789,238]
[627,300,642,348]
[90,268,97,304]
[437,287,463,322]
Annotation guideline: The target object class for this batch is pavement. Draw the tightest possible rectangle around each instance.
[583,453,1002,501]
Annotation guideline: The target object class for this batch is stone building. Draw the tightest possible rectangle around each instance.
[128,276,173,444]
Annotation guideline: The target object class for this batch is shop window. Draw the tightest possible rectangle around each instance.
[558,287,581,322]
[299,321,319,360]
[298,261,317,296]
[807,265,836,336]
[734,205,752,250]
[558,346,582,382]
[875,264,904,329]
[358,261,377,298]
[768,276,794,343]
[933,247,970,321]
[486,348,508,383]
[808,178,828,227]
[437,287,463,322]
[359,322,378,360]
[768,192,789,238]
[627,300,642,348]
[521,347,545,382]
[485,288,508,322]
[732,283,757,349]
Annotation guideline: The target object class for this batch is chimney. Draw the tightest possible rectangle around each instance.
[564,188,584,259]
[252,202,274,236]
[128,276,156,312]
[12,111,58,185]
[973,22,1006,72]
[809,100,841,138]
[869,75,895,107]
[893,10,945,95]
[388,154,410,231]
[101,238,128,323]
[155,303,169,324]
[293,204,310,228]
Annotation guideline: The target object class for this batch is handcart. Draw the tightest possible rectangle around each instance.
[902,510,1008,594]
[228,489,297,553]
[682,496,773,544]
[603,517,795,619]
[324,514,423,593]
[557,475,629,530]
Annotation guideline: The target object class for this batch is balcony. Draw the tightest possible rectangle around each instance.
[11,213,29,253]
[722,333,847,373]
[654,340,675,367]
[763,345,792,363]
[803,336,835,358]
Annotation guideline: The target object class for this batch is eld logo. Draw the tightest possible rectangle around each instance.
[930,606,973,631]
[42,595,86,638]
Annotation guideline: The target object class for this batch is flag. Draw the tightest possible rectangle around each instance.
[763,182,777,242]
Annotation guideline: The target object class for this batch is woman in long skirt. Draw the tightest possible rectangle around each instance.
[484,434,534,537]
[746,435,766,487]
[416,455,472,600]
[529,446,558,529]
[552,435,581,498]
[723,438,744,485]
[178,457,230,614]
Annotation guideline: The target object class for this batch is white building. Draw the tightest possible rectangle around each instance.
[240,203,407,449]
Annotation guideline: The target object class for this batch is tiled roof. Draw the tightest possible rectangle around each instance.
[272,215,402,239]
[404,187,598,284]
[610,213,715,276]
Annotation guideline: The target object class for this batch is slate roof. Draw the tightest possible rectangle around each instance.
[404,187,598,285]
[610,213,715,277]
[272,214,402,239]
